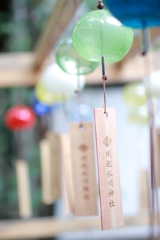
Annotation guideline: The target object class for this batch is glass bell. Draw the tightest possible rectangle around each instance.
[104,0,160,28]
[55,36,99,75]
[128,106,149,125]
[35,81,65,105]
[123,82,147,107]
[72,9,133,63]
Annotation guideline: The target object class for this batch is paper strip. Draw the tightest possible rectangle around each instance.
[60,134,74,214]
[15,160,32,218]
[94,108,123,230]
[70,122,98,216]
[40,138,53,204]
[46,132,61,201]
[140,169,149,212]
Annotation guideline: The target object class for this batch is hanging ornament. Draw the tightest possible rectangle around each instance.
[42,63,85,95]
[128,105,149,125]
[55,36,99,75]
[72,9,133,63]
[40,133,61,205]
[60,134,74,214]
[69,104,93,122]
[35,81,64,105]
[123,82,147,107]
[32,95,60,117]
[70,122,98,216]
[146,70,160,98]
[64,2,99,217]
[94,108,124,230]
[72,1,128,230]
[5,105,37,131]
[123,72,160,108]
[104,0,160,29]
[104,0,160,54]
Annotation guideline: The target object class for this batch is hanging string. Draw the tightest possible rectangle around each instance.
[61,96,70,128]
[73,0,83,128]
[142,29,160,240]
[101,56,108,115]
[146,71,155,240]
[149,99,156,240]
[148,81,160,240]
[74,0,78,24]
[152,101,160,240]
[148,97,160,240]
[76,70,83,128]
[97,1,106,115]
[141,27,149,56]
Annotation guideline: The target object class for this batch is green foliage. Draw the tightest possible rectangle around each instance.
[0,0,56,51]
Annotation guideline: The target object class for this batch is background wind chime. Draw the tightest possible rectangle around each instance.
[55,0,99,216]
[5,105,37,218]
[72,0,133,230]
[104,0,160,238]
[33,99,61,209]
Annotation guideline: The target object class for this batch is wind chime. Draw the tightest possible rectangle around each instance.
[5,105,37,218]
[104,0,160,54]
[35,54,85,212]
[32,95,60,117]
[104,0,160,237]
[72,0,133,230]
[35,63,85,105]
[55,1,100,216]
[31,94,62,206]
[55,36,99,75]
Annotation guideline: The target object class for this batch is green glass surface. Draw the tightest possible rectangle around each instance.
[55,37,99,75]
[123,82,147,107]
[72,10,133,63]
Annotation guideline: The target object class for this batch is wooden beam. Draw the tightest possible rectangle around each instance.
[0,53,41,87]
[85,50,160,84]
[0,50,159,87]
[34,0,83,70]
[0,215,150,239]
[119,27,160,65]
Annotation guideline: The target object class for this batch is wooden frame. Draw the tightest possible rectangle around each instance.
[0,214,150,239]
[0,50,160,87]
[34,0,83,70]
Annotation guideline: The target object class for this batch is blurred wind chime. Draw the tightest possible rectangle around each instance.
[34,76,63,210]
[34,33,86,214]
[5,100,37,219]
[104,0,160,237]
[31,92,62,213]
[72,0,133,230]
[55,0,99,215]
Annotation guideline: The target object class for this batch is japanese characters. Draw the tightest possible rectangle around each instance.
[103,136,115,208]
